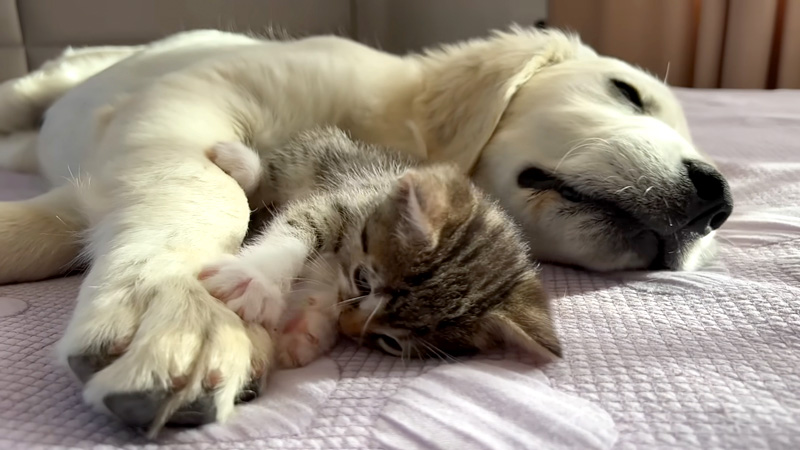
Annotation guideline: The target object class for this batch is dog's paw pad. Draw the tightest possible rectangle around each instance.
[103,390,170,428]
[166,395,218,428]
[68,354,118,383]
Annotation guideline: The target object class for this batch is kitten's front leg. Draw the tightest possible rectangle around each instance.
[200,223,312,330]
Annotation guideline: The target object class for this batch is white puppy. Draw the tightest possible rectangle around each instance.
[0,27,732,429]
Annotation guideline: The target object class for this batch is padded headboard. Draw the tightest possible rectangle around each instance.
[0,0,548,82]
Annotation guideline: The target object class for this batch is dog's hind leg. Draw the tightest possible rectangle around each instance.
[0,45,143,133]
[0,184,86,284]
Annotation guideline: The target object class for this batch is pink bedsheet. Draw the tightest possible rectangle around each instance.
[1,88,799,449]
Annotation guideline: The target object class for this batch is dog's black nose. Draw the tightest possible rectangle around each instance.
[680,160,733,235]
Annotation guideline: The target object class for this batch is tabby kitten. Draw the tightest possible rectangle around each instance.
[199,127,561,367]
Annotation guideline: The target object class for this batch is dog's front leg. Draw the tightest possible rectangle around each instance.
[56,92,273,430]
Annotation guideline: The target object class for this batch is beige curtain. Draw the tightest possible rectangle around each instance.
[549,0,800,89]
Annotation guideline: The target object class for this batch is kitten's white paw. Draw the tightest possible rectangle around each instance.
[206,141,261,195]
[276,305,338,369]
[200,255,286,329]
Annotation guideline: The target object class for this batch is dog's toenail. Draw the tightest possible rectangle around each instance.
[237,389,257,403]
[103,390,169,428]
[166,396,217,427]
[235,378,262,404]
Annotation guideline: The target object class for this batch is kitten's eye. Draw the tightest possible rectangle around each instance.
[611,79,644,110]
[376,335,404,356]
[353,266,371,297]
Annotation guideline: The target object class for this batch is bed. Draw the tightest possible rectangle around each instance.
[1,88,798,449]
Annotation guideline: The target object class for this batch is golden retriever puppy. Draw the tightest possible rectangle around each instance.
[0,27,731,430]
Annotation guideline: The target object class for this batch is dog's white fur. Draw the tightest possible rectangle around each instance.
[0,28,719,422]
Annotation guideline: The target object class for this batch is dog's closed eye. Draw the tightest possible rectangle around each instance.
[517,167,557,190]
[611,79,644,110]
[517,167,587,203]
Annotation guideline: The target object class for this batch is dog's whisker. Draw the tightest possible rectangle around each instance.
[615,185,634,195]
[553,139,597,175]
[715,234,736,247]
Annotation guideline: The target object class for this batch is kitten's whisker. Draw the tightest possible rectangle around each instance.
[288,281,328,291]
[418,340,446,364]
[289,276,327,284]
[302,260,331,279]
[359,297,385,346]
[333,295,367,308]
[285,287,323,295]
[301,252,334,279]
[416,340,437,361]
[307,249,335,274]
[413,344,423,361]
[420,338,458,364]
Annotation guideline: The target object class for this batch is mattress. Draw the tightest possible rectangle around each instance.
[1,88,799,449]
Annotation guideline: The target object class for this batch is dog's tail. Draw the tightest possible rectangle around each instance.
[0,184,86,284]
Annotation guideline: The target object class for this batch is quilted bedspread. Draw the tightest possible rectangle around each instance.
[1,88,799,449]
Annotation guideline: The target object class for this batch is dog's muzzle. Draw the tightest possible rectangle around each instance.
[648,160,733,269]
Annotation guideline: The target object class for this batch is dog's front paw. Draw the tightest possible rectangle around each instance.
[199,255,286,330]
[57,265,273,431]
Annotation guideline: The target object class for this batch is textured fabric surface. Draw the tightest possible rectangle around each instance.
[1,88,799,449]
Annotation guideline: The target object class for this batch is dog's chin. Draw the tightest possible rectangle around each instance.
[541,234,719,272]
[651,231,719,271]
[527,218,720,273]
[588,231,719,272]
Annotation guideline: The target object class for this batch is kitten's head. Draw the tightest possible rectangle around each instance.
[336,165,561,361]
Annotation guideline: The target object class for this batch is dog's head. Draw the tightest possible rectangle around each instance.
[418,27,732,271]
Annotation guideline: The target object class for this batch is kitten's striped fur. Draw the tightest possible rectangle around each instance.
[201,127,561,366]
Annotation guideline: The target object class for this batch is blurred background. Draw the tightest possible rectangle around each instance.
[1,0,797,88]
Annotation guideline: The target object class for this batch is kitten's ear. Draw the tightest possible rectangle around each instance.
[483,274,562,362]
[394,170,448,247]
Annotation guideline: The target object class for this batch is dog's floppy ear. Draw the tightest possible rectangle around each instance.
[414,28,587,173]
